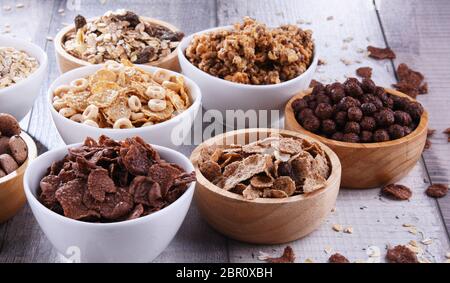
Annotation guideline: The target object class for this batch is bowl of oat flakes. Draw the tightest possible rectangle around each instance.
[0,36,48,121]
[190,128,341,244]
[55,10,184,73]
[178,17,318,117]
[47,61,201,148]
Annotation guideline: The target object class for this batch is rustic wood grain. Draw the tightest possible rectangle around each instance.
[376,0,450,234]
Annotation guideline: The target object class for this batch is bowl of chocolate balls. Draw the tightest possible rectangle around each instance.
[285,78,428,189]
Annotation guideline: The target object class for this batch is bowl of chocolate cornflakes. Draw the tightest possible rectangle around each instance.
[55,10,184,73]
[24,135,196,262]
[47,61,201,148]
[285,78,428,189]
[178,17,317,118]
[191,128,341,244]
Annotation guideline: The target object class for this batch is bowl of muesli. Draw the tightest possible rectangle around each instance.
[0,36,48,121]
[190,128,341,244]
[47,61,201,148]
[178,17,317,118]
[24,135,196,262]
[54,10,184,73]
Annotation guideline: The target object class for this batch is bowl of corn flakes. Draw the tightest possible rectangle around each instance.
[178,17,317,119]
[0,36,48,121]
[47,61,201,148]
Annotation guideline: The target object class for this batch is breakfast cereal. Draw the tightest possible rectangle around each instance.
[0,113,28,176]
[0,47,39,89]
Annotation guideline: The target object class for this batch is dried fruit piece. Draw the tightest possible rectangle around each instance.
[329,253,350,263]
[381,184,412,200]
[425,184,448,198]
[386,245,419,263]
[74,14,87,31]
[367,46,396,60]
[265,246,295,263]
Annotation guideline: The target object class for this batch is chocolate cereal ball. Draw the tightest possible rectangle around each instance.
[312,83,325,95]
[334,111,347,128]
[375,109,395,127]
[392,95,409,110]
[373,129,390,142]
[315,103,333,119]
[292,98,308,113]
[331,132,344,141]
[343,133,360,143]
[298,108,314,120]
[403,126,412,136]
[360,131,373,143]
[394,111,412,126]
[321,119,336,135]
[361,78,376,93]
[361,102,377,116]
[405,101,424,122]
[344,121,361,134]
[344,78,364,98]
[347,107,363,122]
[360,116,376,131]
[327,83,346,103]
[388,124,406,139]
[338,96,360,111]
[302,115,321,132]
[316,93,331,105]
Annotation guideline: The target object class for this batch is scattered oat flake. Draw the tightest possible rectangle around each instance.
[46,37,53,41]
[257,251,270,261]
[324,246,333,254]
[402,223,415,228]
[58,8,65,13]
[356,47,365,53]
[340,58,352,65]
[326,16,334,21]
[264,246,295,263]
[16,3,24,8]
[3,5,12,11]
[445,252,450,259]
[332,224,343,232]
[367,246,381,258]
[418,256,432,263]
[408,227,418,235]
[343,36,354,43]
[344,227,353,234]
[409,240,419,247]
[304,258,314,263]
[421,238,433,245]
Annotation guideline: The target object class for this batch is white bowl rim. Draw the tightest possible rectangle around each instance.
[24,142,196,228]
[178,25,318,90]
[0,35,48,95]
[47,64,202,133]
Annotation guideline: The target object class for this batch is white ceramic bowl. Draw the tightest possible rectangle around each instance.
[0,36,48,121]
[178,26,317,115]
[24,142,195,263]
[48,64,201,148]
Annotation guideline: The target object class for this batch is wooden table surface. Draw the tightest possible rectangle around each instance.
[0,0,449,263]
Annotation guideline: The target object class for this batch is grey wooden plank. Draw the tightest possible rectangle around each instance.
[217,0,450,263]
[1,0,227,263]
[376,0,450,234]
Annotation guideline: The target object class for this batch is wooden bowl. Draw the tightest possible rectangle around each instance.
[190,128,341,244]
[285,88,428,189]
[0,132,38,223]
[54,17,182,73]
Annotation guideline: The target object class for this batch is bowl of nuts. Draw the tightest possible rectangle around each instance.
[191,128,341,244]
[47,61,201,148]
[285,78,428,189]
[0,113,38,223]
[178,17,317,119]
[54,10,184,73]
[24,135,196,262]
[0,36,48,121]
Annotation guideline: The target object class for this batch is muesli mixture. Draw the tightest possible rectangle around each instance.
[198,133,330,200]
[185,17,314,85]
[63,10,184,64]
[52,60,191,129]
[0,113,28,178]
[38,135,195,222]
[0,47,39,89]
[292,77,424,143]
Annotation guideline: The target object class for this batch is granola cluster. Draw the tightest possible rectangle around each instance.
[0,47,39,89]
[185,17,314,85]
[63,10,184,64]
[198,133,330,200]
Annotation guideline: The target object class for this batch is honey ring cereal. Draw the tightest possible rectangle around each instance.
[59,107,77,118]
[128,95,142,112]
[148,99,167,112]
[52,99,68,111]
[153,69,171,84]
[54,85,72,97]
[83,119,99,128]
[145,85,166,100]
[70,113,84,123]
[82,105,99,121]
[70,78,89,91]
[113,117,134,129]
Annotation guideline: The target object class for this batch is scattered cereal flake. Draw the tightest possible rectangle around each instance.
[344,226,353,234]
[324,246,333,254]
[46,36,53,41]
[326,16,334,21]
[58,8,65,13]
[16,3,25,8]
[343,36,354,43]
[409,240,419,247]
[354,259,366,263]
[421,238,433,245]
[356,47,365,53]
[408,228,418,235]
[257,251,270,261]
[445,252,450,259]
[3,5,12,11]
[332,224,343,232]
[304,258,314,263]
[402,223,415,227]
[406,244,422,254]
[418,256,432,263]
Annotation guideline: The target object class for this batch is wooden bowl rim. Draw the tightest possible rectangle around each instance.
[285,88,429,149]
[0,131,38,184]
[190,128,341,204]
[54,16,181,67]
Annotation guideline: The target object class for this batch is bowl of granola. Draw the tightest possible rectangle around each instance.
[54,10,184,73]
[47,61,201,148]
[0,36,48,121]
[24,135,196,262]
[190,128,341,244]
[178,17,317,117]
[0,113,38,223]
